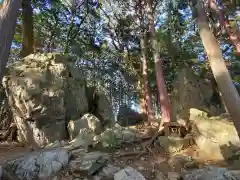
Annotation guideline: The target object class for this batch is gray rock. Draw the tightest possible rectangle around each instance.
[183,166,240,180]
[167,172,182,180]
[3,53,88,147]
[114,166,146,180]
[155,171,166,180]
[189,109,240,160]
[68,113,103,140]
[4,148,69,180]
[69,151,110,171]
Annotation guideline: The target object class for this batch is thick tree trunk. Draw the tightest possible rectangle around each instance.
[140,35,155,122]
[20,0,34,57]
[0,0,22,80]
[209,0,240,55]
[146,0,171,130]
[195,1,240,138]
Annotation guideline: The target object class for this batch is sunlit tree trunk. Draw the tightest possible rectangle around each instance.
[0,0,22,80]
[209,0,240,55]
[146,0,171,131]
[20,0,34,57]
[194,1,240,138]
[140,34,155,122]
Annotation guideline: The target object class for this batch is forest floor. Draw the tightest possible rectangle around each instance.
[0,124,239,180]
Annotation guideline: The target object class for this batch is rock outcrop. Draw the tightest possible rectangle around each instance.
[86,86,115,128]
[170,68,224,125]
[189,108,240,160]
[2,53,89,147]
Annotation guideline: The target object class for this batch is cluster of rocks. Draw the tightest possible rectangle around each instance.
[1,53,115,148]
[1,144,240,180]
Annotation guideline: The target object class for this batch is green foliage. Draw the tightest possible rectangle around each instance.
[8,0,240,113]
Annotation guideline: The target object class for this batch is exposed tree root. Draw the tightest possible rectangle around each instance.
[114,151,147,158]
[0,123,17,141]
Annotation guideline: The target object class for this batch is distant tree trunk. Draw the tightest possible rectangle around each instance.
[146,0,171,131]
[194,1,240,138]
[140,34,155,122]
[209,0,240,55]
[20,0,34,57]
[0,0,22,80]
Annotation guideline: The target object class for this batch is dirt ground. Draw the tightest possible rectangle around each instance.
[0,124,239,180]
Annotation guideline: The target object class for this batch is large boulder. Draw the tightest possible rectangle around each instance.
[170,68,224,124]
[117,105,144,127]
[86,86,115,127]
[189,108,240,160]
[67,113,103,140]
[2,53,89,147]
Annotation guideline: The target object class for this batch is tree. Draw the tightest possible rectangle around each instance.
[193,0,240,138]
[20,0,34,57]
[0,0,22,80]
[146,0,171,132]
[208,0,240,55]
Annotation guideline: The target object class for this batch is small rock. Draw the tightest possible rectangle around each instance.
[167,172,182,180]
[69,151,110,171]
[45,140,61,149]
[114,166,146,180]
[140,157,145,161]
[93,176,101,180]
[136,146,141,151]
[155,171,166,180]
[101,164,121,177]
[137,166,144,171]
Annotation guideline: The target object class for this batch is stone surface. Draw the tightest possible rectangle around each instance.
[155,171,166,180]
[167,172,182,180]
[189,109,240,160]
[114,166,146,180]
[69,151,110,172]
[98,164,121,179]
[3,53,88,147]
[0,90,13,130]
[4,148,69,180]
[66,128,95,151]
[170,68,223,124]
[183,166,240,180]
[96,123,139,148]
[67,113,103,140]
[95,90,115,127]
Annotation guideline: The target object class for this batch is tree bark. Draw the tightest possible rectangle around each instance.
[20,0,34,57]
[209,0,240,55]
[0,0,22,80]
[140,34,155,122]
[146,0,171,129]
[194,1,240,138]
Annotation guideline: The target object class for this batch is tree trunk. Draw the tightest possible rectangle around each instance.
[140,34,155,122]
[209,0,240,55]
[0,0,22,80]
[194,1,240,138]
[146,0,171,129]
[20,0,34,57]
